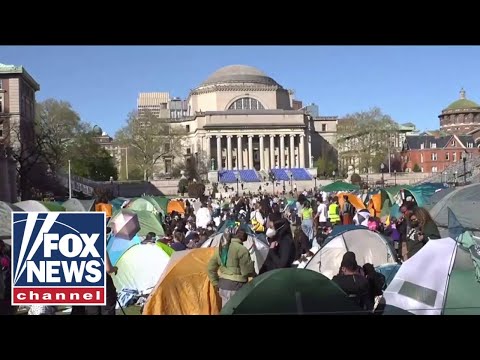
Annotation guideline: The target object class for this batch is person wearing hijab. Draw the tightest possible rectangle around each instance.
[260,218,296,274]
[207,227,255,307]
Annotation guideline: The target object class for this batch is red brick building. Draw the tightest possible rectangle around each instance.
[401,134,479,173]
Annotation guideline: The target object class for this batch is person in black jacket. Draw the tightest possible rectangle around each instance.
[259,218,296,274]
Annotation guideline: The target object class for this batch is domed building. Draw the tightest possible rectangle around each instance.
[144,64,338,182]
[439,88,480,136]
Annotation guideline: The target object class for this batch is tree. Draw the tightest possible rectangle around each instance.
[315,155,337,178]
[337,107,399,173]
[412,163,421,172]
[350,173,361,185]
[67,133,118,181]
[115,110,186,181]
[128,167,144,181]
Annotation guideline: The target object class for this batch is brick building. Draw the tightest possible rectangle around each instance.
[401,134,479,173]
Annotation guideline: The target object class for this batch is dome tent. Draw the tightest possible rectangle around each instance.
[299,225,398,279]
[0,201,22,240]
[62,198,95,212]
[15,200,50,212]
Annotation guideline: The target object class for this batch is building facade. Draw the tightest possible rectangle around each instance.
[401,134,479,173]
[439,89,480,136]
[0,63,40,202]
[136,65,337,179]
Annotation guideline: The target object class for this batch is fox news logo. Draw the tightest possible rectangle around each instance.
[11,212,106,306]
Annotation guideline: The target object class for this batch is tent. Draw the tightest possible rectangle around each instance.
[221,268,365,315]
[201,231,269,274]
[337,192,366,211]
[15,200,50,212]
[167,199,185,214]
[321,181,359,193]
[410,182,447,202]
[133,210,165,237]
[110,197,129,213]
[41,202,65,211]
[299,225,398,279]
[141,196,166,217]
[143,248,222,315]
[0,201,22,240]
[150,196,169,214]
[126,198,159,214]
[62,198,95,212]
[429,183,480,237]
[424,187,456,210]
[112,243,171,294]
[107,234,142,266]
[383,235,480,315]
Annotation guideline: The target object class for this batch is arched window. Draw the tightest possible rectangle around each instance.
[228,97,265,110]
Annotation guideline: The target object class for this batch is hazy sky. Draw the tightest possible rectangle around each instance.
[2,46,479,135]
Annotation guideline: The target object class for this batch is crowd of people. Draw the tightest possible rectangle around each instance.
[0,188,441,315]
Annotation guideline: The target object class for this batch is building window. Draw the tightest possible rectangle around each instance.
[160,103,167,110]
[445,153,449,161]
[453,152,457,162]
[432,167,438,173]
[186,125,190,133]
[322,124,327,132]
[186,148,191,155]
[420,154,424,163]
[430,143,436,149]
[228,97,265,111]
[420,143,424,149]
[431,153,437,161]
[0,123,3,138]
[0,98,3,113]
[165,159,172,174]
[452,140,456,147]
[467,142,473,148]
[0,79,2,89]
[421,167,424,173]
[164,143,171,153]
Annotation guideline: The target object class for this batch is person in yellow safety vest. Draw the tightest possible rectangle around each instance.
[328,196,341,226]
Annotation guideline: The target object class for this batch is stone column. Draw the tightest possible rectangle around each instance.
[216,135,222,170]
[259,135,265,170]
[299,134,305,168]
[237,135,243,170]
[289,134,295,168]
[308,134,312,168]
[280,135,285,168]
[227,135,232,170]
[270,135,275,169]
[248,135,254,169]
[205,136,211,163]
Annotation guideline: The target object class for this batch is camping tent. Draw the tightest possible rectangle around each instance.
[107,234,142,266]
[126,198,159,214]
[62,198,95,212]
[112,243,171,294]
[0,202,22,240]
[167,199,185,214]
[201,231,269,274]
[41,202,65,212]
[337,192,366,211]
[110,197,129,212]
[429,183,480,237]
[424,187,455,210]
[383,235,480,315]
[221,268,365,315]
[321,181,359,193]
[143,248,222,315]
[133,210,165,237]
[149,196,169,214]
[15,200,50,212]
[299,225,398,279]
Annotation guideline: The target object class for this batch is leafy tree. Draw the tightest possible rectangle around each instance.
[315,155,337,178]
[337,107,399,173]
[412,163,421,173]
[128,167,144,181]
[350,173,361,185]
[115,110,186,181]
[188,182,206,199]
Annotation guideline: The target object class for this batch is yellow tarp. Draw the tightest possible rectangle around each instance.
[167,200,185,214]
[143,248,221,315]
[337,192,366,211]
[368,193,382,217]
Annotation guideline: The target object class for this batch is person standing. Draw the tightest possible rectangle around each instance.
[300,201,315,245]
[328,196,341,226]
[341,195,355,225]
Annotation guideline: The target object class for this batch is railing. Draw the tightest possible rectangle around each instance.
[415,155,480,184]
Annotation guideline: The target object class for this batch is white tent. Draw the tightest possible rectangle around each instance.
[15,200,49,212]
[201,232,269,274]
[299,227,398,279]
[111,243,170,294]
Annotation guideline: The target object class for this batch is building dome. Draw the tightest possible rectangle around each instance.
[200,65,280,87]
[445,88,480,110]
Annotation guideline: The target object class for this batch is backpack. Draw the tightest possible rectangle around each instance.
[251,211,265,232]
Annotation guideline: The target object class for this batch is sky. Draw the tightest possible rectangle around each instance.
[1,45,480,136]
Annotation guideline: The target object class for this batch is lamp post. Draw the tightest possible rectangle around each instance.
[463,152,467,185]
[454,170,458,185]
[443,171,448,184]
[290,173,293,193]
[394,170,397,186]
[380,163,385,186]
[313,175,317,191]
[332,170,336,181]
[236,176,239,194]
[364,167,368,189]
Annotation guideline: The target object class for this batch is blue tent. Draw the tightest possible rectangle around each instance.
[107,234,142,265]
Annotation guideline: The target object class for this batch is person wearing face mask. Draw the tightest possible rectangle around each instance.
[406,207,440,259]
[260,218,296,274]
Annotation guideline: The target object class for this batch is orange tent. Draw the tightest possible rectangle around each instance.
[95,203,112,218]
[143,248,221,315]
[167,199,185,214]
[337,193,366,211]
[367,193,382,217]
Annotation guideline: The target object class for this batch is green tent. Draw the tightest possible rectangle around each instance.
[41,202,65,212]
[220,268,366,315]
[150,196,169,214]
[132,210,165,237]
[410,182,446,202]
[0,201,22,240]
[142,196,166,217]
[127,198,160,214]
[110,197,129,212]
[321,181,360,193]
[156,241,175,256]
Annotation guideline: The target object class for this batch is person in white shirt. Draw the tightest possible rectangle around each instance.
[196,202,212,229]
[315,199,328,227]
[250,202,266,234]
